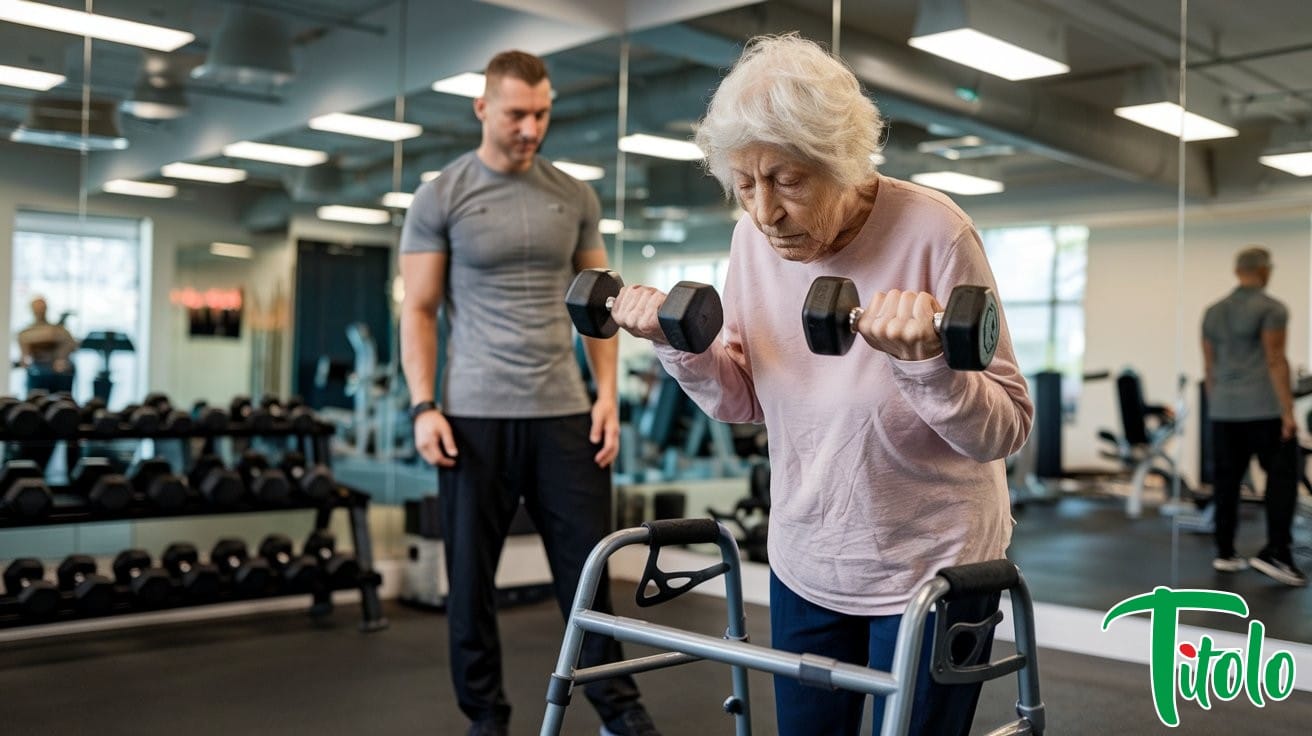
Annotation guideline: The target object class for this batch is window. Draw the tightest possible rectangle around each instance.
[9,211,149,407]
[980,225,1088,377]
[652,257,731,294]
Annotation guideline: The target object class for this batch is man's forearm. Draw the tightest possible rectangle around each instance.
[1269,359,1295,416]
[401,308,439,404]
[581,336,618,400]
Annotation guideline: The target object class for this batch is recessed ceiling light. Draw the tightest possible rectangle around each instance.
[910,171,1004,195]
[222,141,328,167]
[162,162,247,183]
[0,0,193,52]
[103,179,178,198]
[309,113,422,142]
[618,133,703,161]
[553,161,605,181]
[1113,102,1238,142]
[381,192,414,209]
[431,72,486,98]
[317,205,391,224]
[0,63,65,91]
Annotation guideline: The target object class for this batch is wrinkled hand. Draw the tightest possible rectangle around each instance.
[414,410,458,468]
[609,285,669,345]
[590,395,620,468]
[853,289,944,362]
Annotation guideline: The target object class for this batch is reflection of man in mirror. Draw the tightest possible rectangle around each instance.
[17,296,78,391]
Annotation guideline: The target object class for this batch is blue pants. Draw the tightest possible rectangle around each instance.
[770,573,998,736]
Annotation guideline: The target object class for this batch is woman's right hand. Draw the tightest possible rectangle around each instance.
[414,410,458,468]
[610,285,670,346]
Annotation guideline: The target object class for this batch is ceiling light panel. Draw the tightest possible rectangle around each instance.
[908,0,1069,81]
[553,161,606,181]
[0,63,65,91]
[1113,103,1238,142]
[103,179,177,198]
[222,141,328,167]
[618,134,704,161]
[381,192,414,209]
[431,72,486,98]
[309,113,422,142]
[0,0,194,52]
[910,171,1004,195]
[162,162,247,183]
[317,205,391,224]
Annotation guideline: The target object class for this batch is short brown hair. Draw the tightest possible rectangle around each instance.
[1235,246,1272,272]
[485,50,548,91]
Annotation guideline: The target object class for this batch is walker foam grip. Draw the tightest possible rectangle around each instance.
[643,518,723,547]
[936,560,1020,601]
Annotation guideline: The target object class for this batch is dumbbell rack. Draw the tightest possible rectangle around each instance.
[0,417,388,633]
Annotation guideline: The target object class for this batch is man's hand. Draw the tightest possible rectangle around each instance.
[589,395,620,468]
[414,410,458,468]
[1281,411,1297,442]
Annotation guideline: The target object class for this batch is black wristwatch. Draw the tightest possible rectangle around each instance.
[409,400,440,422]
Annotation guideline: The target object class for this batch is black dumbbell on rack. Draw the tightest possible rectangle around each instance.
[111,550,171,609]
[117,403,161,433]
[189,455,245,507]
[28,391,79,437]
[3,559,60,620]
[56,555,115,615]
[1,459,53,519]
[80,397,118,434]
[161,543,221,600]
[0,396,43,436]
[211,539,272,595]
[142,393,193,433]
[69,457,133,514]
[565,268,724,354]
[127,458,190,511]
[258,534,319,591]
[235,450,291,505]
[304,530,360,588]
[231,395,274,432]
[191,401,229,431]
[801,276,1001,370]
[279,451,334,502]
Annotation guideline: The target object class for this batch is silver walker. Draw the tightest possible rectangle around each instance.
[540,519,1045,736]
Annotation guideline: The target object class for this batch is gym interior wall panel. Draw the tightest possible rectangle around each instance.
[1065,214,1311,486]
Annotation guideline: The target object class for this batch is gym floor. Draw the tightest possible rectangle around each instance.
[1,494,1309,735]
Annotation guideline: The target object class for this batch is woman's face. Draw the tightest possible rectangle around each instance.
[728,143,862,263]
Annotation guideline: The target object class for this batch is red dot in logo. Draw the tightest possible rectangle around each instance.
[1179,643,1197,658]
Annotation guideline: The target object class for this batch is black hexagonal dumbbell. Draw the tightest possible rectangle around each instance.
[236,450,291,505]
[161,542,221,600]
[258,534,319,592]
[69,457,133,514]
[231,395,274,432]
[143,392,193,433]
[190,401,229,431]
[112,550,172,609]
[0,459,53,519]
[127,458,190,511]
[211,539,272,595]
[80,397,119,434]
[0,395,43,435]
[565,268,724,354]
[801,276,1001,371]
[304,530,360,588]
[189,455,245,507]
[118,403,161,433]
[284,396,319,433]
[29,391,79,437]
[279,451,334,502]
[3,558,60,621]
[56,555,115,616]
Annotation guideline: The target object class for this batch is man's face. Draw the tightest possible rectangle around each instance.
[31,298,46,321]
[476,75,552,171]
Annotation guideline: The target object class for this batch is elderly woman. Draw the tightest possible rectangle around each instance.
[610,34,1033,736]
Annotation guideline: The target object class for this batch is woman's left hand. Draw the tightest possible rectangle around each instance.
[853,288,944,362]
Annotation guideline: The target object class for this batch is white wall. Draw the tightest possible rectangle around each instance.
[1064,211,1311,484]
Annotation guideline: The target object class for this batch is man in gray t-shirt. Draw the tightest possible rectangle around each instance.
[398,51,660,735]
[1201,246,1305,586]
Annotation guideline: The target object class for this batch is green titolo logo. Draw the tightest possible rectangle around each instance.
[1102,587,1297,727]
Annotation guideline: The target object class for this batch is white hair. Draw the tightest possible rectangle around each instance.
[695,33,885,195]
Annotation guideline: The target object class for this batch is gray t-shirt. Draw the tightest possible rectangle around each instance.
[1202,286,1288,420]
[400,151,604,418]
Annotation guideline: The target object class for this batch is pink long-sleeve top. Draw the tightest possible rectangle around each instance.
[653,176,1034,616]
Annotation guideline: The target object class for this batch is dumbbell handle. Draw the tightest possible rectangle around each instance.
[847,307,944,334]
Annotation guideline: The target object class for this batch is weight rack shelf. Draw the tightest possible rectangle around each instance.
[0,569,386,630]
[0,419,335,443]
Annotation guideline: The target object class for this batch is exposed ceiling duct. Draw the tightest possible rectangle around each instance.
[10,96,128,151]
[687,3,1214,198]
[191,8,296,87]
